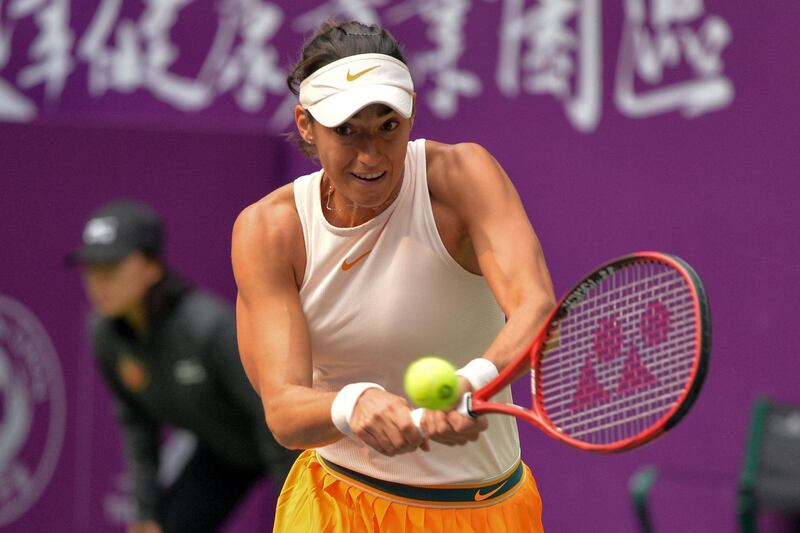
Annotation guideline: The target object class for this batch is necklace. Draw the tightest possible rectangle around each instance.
[324,181,401,214]
[325,185,357,212]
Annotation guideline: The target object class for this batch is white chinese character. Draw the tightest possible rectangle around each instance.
[387,0,481,119]
[0,13,36,120]
[496,0,601,132]
[198,0,285,113]
[13,0,74,101]
[78,0,211,111]
[0,80,34,121]
[615,0,734,118]
[1,0,75,122]
[292,0,387,33]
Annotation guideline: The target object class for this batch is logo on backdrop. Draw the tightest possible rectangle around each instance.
[0,294,67,527]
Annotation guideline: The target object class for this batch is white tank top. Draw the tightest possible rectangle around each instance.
[293,138,520,484]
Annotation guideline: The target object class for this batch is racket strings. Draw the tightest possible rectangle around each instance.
[542,355,694,443]
[540,319,696,399]
[541,307,695,381]
[567,394,685,438]
[537,261,699,445]
[549,284,693,348]
[547,373,695,433]
[541,281,695,387]
[542,345,695,406]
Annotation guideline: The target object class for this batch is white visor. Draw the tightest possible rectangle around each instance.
[299,53,414,127]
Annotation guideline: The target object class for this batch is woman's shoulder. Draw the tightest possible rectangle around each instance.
[424,139,497,195]
[424,138,488,158]
[236,182,297,228]
[233,183,304,261]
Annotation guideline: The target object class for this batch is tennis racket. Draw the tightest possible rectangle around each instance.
[411,252,711,453]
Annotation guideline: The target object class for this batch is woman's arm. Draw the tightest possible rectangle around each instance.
[418,142,556,441]
[232,187,340,449]
[232,186,426,454]
[431,141,557,374]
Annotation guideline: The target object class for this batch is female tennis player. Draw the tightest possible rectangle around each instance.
[232,20,556,532]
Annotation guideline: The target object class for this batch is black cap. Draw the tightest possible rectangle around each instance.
[67,200,163,264]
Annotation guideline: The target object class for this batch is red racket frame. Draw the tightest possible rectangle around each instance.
[465,251,711,453]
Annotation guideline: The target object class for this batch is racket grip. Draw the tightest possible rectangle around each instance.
[410,408,427,438]
[456,392,474,418]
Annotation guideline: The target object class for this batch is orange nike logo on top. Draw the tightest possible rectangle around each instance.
[341,250,371,271]
[473,481,507,502]
[346,66,379,82]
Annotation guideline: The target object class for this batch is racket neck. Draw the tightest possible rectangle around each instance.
[474,324,550,402]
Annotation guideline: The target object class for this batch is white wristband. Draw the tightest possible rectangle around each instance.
[456,358,499,391]
[330,382,385,435]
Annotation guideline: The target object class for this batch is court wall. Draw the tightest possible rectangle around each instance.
[2,1,799,531]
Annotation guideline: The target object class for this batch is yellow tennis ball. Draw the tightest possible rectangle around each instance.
[404,356,459,410]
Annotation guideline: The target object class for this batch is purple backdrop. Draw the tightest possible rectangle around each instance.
[2,1,799,531]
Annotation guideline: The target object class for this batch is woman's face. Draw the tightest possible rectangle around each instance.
[80,252,162,318]
[296,102,413,224]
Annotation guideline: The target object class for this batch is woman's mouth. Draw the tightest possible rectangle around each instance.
[351,171,386,181]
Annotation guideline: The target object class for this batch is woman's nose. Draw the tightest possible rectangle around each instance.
[356,138,382,167]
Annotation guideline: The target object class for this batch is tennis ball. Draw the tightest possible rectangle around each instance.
[404,356,459,410]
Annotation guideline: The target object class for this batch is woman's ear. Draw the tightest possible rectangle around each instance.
[295,105,314,143]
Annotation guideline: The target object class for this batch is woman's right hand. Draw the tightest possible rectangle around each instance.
[349,388,431,456]
[417,408,488,446]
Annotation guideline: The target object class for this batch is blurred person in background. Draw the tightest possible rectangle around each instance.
[68,199,298,533]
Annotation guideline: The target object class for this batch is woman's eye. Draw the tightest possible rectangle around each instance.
[382,120,399,132]
[334,125,353,136]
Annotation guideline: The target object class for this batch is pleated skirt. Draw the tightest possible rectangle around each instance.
[273,449,544,532]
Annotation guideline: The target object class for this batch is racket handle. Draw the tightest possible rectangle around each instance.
[409,393,476,438]
[410,408,427,438]
[457,392,474,418]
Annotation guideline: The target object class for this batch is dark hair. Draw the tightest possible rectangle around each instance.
[286,20,407,158]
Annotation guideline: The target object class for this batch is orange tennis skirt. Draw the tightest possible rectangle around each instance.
[273,450,543,532]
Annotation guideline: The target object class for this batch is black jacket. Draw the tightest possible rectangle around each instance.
[91,273,294,520]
